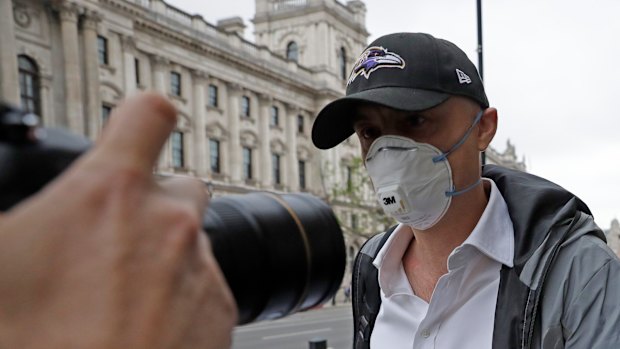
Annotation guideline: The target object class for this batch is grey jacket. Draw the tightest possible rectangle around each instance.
[352,165,620,349]
[488,165,620,348]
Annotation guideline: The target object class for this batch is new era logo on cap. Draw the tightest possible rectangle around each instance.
[456,69,472,84]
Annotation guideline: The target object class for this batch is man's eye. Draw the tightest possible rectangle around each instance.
[407,115,426,127]
[361,127,379,139]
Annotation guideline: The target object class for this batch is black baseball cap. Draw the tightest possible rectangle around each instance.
[312,32,489,149]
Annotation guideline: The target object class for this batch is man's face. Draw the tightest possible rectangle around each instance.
[352,96,496,190]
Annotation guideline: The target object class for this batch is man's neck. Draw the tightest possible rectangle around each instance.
[402,180,491,300]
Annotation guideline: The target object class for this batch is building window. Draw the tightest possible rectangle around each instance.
[171,131,184,168]
[351,213,358,231]
[286,41,299,62]
[346,166,353,191]
[270,106,279,127]
[134,58,141,85]
[339,47,347,80]
[272,153,281,185]
[241,96,250,118]
[348,245,356,270]
[297,114,304,134]
[17,55,40,115]
[298,160,306,190]
[242,147,252,180]
[208,84,218,107]
[170,71,181,96]
[97,35,108,65]
[210,139,220,173]
[101,104,112,126]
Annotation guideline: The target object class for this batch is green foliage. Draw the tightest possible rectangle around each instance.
[329,156,368,206]
[322,156,395,235]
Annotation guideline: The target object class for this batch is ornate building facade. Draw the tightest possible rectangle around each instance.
[1,0,525,286]
[606,219,620,256]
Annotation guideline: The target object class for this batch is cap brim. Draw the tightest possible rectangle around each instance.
[312,87,450,149]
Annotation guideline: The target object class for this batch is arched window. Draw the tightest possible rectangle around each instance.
[286,41,299,62]
[18,55,41,114]
[339,47,347,80]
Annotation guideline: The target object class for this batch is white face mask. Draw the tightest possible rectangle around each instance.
[365,110,483,230]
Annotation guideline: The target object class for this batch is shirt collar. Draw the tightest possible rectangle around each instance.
[373,223,415,297]
[455,178,514,268]
[372,178,515,297]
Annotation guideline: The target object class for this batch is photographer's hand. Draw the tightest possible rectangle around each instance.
[0,93,237,348]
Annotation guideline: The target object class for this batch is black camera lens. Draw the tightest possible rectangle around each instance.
[1,103,347,325]
[204,192,346,325]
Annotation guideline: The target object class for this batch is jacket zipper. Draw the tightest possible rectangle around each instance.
[521,215,583,349]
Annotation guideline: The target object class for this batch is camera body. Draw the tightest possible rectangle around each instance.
[0,103,346,325]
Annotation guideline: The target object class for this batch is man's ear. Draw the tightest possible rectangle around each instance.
[478,108,497,151]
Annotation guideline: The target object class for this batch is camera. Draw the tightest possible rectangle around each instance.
[0,103,346,325]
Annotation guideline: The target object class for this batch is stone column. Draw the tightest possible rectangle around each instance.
[59,3,84,133]
[151,55,168,93]
[317,96,340,190]
[82,10,102,139]
[285,104,299,192]
[226,82,242,184]
[39,75,55,126]
[317,21,330,68]
[192,70,209,178]
[121,35,138,96]
[150,55,171,169]
[0,0,19,104]
[258,93,272,188]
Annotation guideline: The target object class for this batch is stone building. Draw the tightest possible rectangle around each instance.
[486,139,526,172]
[606,218,620,256]
[1,0,525,289]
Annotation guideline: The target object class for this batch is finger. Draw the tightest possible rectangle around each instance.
[87,92,177,174]
[158,176,210,218]
[196,232,238,322]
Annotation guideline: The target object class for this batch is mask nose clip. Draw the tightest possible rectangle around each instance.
[366,143,418,163]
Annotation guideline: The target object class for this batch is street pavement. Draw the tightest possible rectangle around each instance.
[232,305,353,349]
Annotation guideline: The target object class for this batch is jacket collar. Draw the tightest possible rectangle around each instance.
[483,165,592,274]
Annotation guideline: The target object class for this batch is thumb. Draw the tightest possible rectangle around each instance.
[84,92,177,174]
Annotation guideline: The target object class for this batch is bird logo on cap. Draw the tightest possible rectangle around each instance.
[347,46,406,86]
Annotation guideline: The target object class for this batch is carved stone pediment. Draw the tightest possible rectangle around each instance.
[270,138,287,154]
[206,121,229,140]
[240,130,258,148]
[297,145,312,160]
[100,82,124,102]
[176,112,192,129]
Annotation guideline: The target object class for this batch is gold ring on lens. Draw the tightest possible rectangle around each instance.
[266,193,312,313]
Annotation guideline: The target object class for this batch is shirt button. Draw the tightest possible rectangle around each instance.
[421,329,431,338]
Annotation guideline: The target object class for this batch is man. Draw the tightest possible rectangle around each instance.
[312,32,620,348]
[0,93,237,348]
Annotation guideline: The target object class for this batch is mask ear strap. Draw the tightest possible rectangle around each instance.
[446,178,482,197]
[432,109,484,163]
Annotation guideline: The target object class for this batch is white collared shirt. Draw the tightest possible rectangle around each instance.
[370,179,514,349]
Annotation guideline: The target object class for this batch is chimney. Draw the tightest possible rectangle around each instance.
[217,16,246,38]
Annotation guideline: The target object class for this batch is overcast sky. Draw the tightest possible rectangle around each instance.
[167,0,619,229]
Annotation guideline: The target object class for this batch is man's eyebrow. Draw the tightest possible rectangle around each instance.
[351,116,368,129]
[351,112,369,125]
